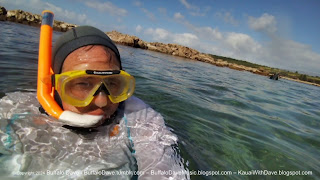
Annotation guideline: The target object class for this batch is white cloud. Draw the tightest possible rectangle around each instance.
[248,13,277,34]
[171,12,264,63]
[225,32,261,53]
[144,28,199,47]
[179,0,209,17]
[45,3,90,24]
[194,27,223,41]
[179,0,192,9]
[172,13,222,42]
[189,12,205,17]
[258,38,320,72]
[245,13,320,73]
[158,8,167,16]
[133,0,156,21]
[145,28,170,41]
[141,8,155,21]
[133,0,142,7]
[85,1,127,17]
[0,0,28,8]
[174,12,184,20]
[136,25,143,33]
[173,33,198,46]
[215,11,238,26]
[190,6,211,17]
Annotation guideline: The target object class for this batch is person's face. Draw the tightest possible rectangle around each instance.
[61,45,120,125]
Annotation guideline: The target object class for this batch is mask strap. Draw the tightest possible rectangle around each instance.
[54,90,64,109]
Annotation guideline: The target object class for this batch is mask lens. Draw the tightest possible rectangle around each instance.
[103,75,126,96]
[56,70,135,107]
[65,76,101,100]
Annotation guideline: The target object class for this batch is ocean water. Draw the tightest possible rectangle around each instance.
[0,21,319,179]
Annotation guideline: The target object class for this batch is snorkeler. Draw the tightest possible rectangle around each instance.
[38,11,131,128]
[37,11,189,179]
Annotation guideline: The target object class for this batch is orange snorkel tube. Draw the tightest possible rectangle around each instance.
[37,10,103,127]
[37,10,63,119]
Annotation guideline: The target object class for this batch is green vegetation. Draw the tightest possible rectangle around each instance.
[209,54,263,69]
[208,54,320,86]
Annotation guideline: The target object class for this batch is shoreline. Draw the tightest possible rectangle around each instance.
[106,31,320,88]
[106,31,269,76]
[281,77,320,87]
[1,6,319,88]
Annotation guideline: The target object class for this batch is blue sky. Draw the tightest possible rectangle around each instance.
[1,0,320,76]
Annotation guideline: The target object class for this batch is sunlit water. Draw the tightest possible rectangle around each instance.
[0,21,319,179]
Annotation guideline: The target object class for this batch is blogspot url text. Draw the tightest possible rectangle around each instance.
[12,169,313,177]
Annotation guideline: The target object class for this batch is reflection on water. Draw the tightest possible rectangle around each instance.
[0,21,320,179]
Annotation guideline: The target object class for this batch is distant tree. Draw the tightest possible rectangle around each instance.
[299,74,307,81]
[281,71,288,76]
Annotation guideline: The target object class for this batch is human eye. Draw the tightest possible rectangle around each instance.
[106,78,120,88]
[71,78,94,90]
[76,82,91,88]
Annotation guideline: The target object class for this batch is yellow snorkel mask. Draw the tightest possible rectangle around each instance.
[55,70,135,107]
[37,10,134,128]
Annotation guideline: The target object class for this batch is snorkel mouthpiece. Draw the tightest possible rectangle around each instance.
[37,10,103,127]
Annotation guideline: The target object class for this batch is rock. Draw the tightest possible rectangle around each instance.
[215,59,230,67]
[53,21,77,32]
[229,64,245,71]
[16,10,26,23]
[6,10,36,25]
[2,7,76,31]
[137,39,146,49]
[6,10,16,21]
[148,42,170,54]
[106,31,146,48]
[166,43,200,58]
[190,53,215,64]
[65,23,77,31]
[26,14,34,22]
[107,30,203,60]
[254,70,269,76]
[0,6,7,21]
[107,31,227,67]
[60,23,67,31]
[0,6,7,15]
[145,43,158,51]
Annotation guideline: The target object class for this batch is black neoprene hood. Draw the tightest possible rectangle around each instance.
[52,26,121,73]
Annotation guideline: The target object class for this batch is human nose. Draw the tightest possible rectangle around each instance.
[93,91,108,107]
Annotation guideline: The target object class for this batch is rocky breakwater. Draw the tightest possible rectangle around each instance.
[107,31,203,59]
[0,6,7,21]
[0,6,76,32]
[106,31,266,75]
